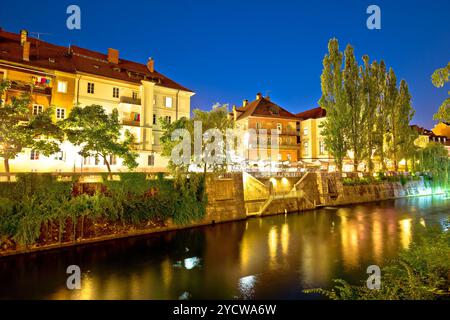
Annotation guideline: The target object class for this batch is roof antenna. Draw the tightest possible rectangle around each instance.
[30,31,52,40]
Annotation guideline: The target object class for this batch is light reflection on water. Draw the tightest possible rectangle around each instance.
[0,195,449,300]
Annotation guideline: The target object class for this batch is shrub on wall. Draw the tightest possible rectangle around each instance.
[0,172,207,247]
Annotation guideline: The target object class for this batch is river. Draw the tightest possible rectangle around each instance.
[0,195,449,300]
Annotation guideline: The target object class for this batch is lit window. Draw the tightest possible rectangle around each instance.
[56,108,66,120]
[32,104,43,115]
[54,151,65,161]
[113,87,119,98]
[303,127,309,136]
[87,82,95,94]
[153,96,156,105]
[276,123,282,134]
[30,150,40,160]
[319,141,326,155]
[164,96,173,108]
[57,81,67,93]
[304,142,309,156]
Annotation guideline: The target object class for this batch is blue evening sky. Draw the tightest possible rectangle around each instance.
[0,0,449,129]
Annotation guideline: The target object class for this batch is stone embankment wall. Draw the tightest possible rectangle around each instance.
[203,173,246,223]
[242,172,430,216]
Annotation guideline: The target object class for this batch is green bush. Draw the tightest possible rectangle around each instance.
[0,172,207,246]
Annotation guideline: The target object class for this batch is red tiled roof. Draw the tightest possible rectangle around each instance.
[235,97,298,120]
[0,29,192,92]
[295,107,326,120]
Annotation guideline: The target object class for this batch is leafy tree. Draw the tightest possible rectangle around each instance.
[385,71,414,172]
[343,44,365,172]
[432,62,450,123]
[374,60,389,171]
[418,142,449,188]
[319,39,350,172]
[0,80,63,173]
[361,57,380,174]
[160,104,233,176]
[399,126,419,172]
[62,105,138,173]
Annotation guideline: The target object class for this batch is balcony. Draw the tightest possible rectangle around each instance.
[120,96,141,106]
[9,80,52,96]
[121,111,141,127]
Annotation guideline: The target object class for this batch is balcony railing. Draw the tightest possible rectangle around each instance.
[122,119,141,127]
[9,81,52,96]
[120,96,141,105]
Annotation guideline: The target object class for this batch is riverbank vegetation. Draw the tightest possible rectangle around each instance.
[305,226,450,300]
[0,173,206,249]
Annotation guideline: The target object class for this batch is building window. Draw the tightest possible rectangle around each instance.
[165,116,172,124]
[164,96,173,108]
[287,153,292,161]
[148,154,155,166]
[277,153,282,161]
[57,81,67,93]
[32,104,43,115]
[303,127,309,136]
[304,142,309,156]
[319,141,326,155]
[113,87,119,98]
[153,114,157,125]
[87,82,95,94]
[132,91,138,100]
[56,108,66,120]
[256,122,262,130]
[30,150,40,160]
[276,123,282,134]
[153,96,156,105]
[54,151,65,161]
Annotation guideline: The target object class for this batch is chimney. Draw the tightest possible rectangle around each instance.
[23,41,30,61]
[232,105,237,121]
[265,95,270,101]
[256,92,262,100]
[107,48,119,64]
[20,29,28,46]
[243,99,248,107]
[147,57,154,73]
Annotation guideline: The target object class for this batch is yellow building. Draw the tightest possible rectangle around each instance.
[0,29,193,173]
[432,122,450,139]
[231,93,301,166]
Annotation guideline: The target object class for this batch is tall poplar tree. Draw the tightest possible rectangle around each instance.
[319,39,349,173]
[343,45,364,172]
[374,60,388,171]
[385,68,401,171]
[397,80,416,171]
[361,56,379,174]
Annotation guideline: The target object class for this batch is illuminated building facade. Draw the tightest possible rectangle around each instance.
[0,29,193,172]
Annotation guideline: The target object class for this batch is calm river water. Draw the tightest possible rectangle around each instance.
[0,195,449,300]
